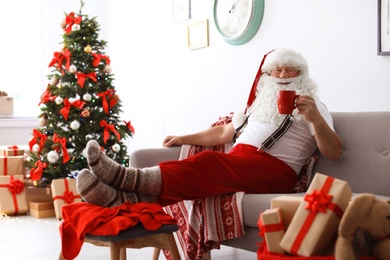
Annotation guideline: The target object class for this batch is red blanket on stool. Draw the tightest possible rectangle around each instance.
[59,201,177,260]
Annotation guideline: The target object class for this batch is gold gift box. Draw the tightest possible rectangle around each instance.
[279,173,352,256]
[29,202,55,218]
[0,175,28,215]
[271,196,303,228]
[51,178,82,220]
[0,146,25,156]
[0,155,25,176]
[260,208,285,254]
[0,96,13,115]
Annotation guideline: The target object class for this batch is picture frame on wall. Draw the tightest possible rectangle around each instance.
[173,0,190,23]
[187,20,209,50]
[378,0,390,55]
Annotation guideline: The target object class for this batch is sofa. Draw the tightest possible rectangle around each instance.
[129,111,390,253]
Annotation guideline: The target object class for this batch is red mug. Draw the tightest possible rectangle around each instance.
[277,90,300,114]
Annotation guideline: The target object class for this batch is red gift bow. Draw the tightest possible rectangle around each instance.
[48,48,71,75]
[91,53,111,67]
[6,145,20,156]
[123,120,135,134]
[97,89,118,114]
[60,99,85,121]
[76,72,97,88]
[290,176,344,255]
[52,179,81,204]
[38,88,57,106]
[28,129,48,152]
[0,176,25,215]
[30,160,48,181]
[100,120,121,143]
[64,12,82,34]
[52,134,70,163]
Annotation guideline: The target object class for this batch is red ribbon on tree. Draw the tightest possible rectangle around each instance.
[52,134,70,163]
[76,72,97,88]
[100,120,121,143]
[123,120,135,133]
[290,176,343,255]
[52,179,81,204]
[60,99,85,121]
[28,129,48,152]
[91,53,111,67]
[64,12,82,34]
[0,176,24,215]
[97,89,118,114]
[48,49,71,75]
[38,88,57,106]
[30,161,48,181]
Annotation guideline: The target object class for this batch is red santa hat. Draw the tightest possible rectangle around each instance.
[245,48,309,113]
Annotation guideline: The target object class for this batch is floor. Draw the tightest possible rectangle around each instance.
[0,214,257,260]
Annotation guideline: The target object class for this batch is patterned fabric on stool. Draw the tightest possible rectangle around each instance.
[83,223,180,260]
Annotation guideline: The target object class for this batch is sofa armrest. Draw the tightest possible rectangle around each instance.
[129,146,181,168]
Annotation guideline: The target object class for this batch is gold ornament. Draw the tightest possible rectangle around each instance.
[81,109,90,118]
[84,44,92,53]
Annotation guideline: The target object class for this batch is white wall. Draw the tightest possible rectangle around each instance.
[44,0,390,152]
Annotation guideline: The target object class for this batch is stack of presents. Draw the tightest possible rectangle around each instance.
[0,145,82,220]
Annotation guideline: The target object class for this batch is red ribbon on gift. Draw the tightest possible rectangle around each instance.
[30,160,48,181]
[76,72,97,88]
[6,145,20,156]
[100,120,121,144]
[64,12,82,34]
[48,49,71,75]
[60,99,85,121]
[91,53,111,67]
[52,134,70,163]
[52,179,81,204]
[0,176,24,215]
[96,89,118,114]
[290,176,343,255]
[28,129,48,152]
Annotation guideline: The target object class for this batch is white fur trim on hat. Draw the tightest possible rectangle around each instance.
[261,48,309,75]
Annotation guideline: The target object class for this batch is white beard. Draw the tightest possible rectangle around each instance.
[248,74,318,126]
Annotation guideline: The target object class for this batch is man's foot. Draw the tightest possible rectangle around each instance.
[85,140,139,191]
[76,169,140,207]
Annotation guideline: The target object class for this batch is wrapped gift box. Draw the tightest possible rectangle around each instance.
[271,196,303,228]
[0,146,25,156]
[29,202,55,218]
[279,173,352,256]
[0,96,13,115]
[51,178,82,220]
[0,155,25,176]
[260,208,285,254]
[0,175,28,215]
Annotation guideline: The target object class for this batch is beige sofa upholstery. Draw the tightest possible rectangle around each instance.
[129,112,390,252]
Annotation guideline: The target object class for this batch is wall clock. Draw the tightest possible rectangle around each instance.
[213,0,264,45]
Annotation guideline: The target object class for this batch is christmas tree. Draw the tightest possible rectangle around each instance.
[25,1,134,185]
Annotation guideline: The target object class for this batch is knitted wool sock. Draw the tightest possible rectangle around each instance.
[86,140,162,195]
[76,169,139,207]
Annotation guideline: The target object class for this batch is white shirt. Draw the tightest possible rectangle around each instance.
[235,101,334,174]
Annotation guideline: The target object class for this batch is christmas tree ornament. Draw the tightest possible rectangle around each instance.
[38,117,47,126]
[83,93,92,101]
[81,109,90,118]
[84,44,92,53]
[57,82,63,89]
[112,143,121,152]
[60,19,66,29]
[103,65,112,73]
[51,77,59,86]
[47,150,60,164]
[70,120,80,130]
[69,64,77,74]
[55,96,64,105]
[72,24,81,31]
[32,144,40,152]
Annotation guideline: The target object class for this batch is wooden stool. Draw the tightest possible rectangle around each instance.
[59,224,180,260]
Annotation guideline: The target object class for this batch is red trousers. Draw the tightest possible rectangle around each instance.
[157,144,297,206]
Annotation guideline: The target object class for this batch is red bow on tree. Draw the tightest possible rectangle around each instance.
[52,134,70,163]
[76,72,97,88]
[100,120,121,143]
[123,120,135,134]
[64,12,82,34]
[48,49,71,75]
[97,89,118,114]
[30,161,48,181]
[91,53,111,67]
[38,88,57,106]
[60,99,85,121]
[28,129,48,152]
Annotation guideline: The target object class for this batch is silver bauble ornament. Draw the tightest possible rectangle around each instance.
[112,143,121,153]
[47,151,60,164]
[55,96,63,105]
[83,93,92,102]
[70,120,80,130]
